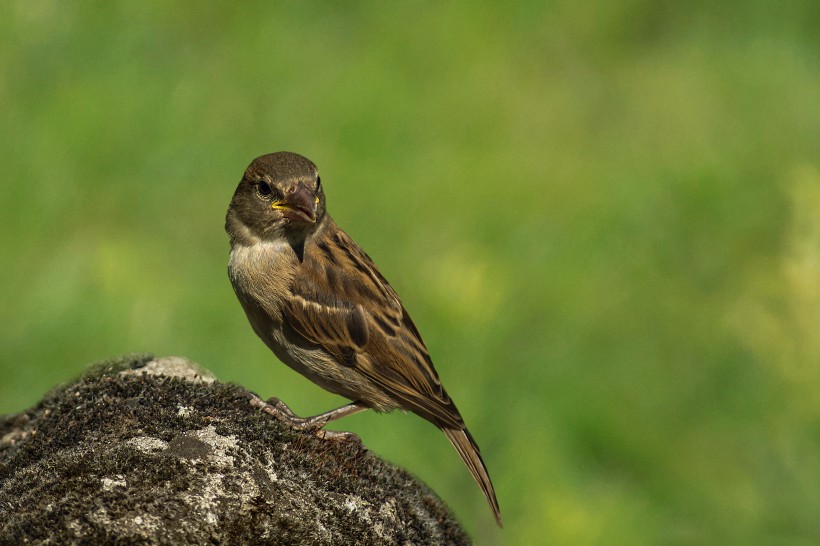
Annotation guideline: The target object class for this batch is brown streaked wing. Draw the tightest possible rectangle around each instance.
[282,222,465,429]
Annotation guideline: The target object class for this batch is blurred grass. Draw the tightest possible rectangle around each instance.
[1,1,820,544]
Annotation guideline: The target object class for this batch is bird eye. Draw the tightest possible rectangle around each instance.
[257,180,272,197]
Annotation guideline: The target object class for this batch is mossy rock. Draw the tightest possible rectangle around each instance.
[0,354,469,545]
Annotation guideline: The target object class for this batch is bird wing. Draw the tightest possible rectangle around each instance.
[282,224,464,429]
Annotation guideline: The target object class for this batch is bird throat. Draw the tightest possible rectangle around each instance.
[289,239,306,262]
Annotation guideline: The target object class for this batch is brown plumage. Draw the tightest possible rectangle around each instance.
[225,151,502,527]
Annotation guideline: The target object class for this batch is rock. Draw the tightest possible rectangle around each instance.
[0,354,470,545]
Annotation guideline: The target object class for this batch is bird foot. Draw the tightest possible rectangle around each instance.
[313,429,363,444]
[246,392,364,444]
[247,393,315,429]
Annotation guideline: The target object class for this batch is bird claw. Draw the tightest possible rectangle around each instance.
[248,393,309,428]
[263,396,299,420]
[247,392,363,443]
[313,429,362,444]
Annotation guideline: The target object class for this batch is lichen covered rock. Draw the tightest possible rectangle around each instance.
[0,354,469,545]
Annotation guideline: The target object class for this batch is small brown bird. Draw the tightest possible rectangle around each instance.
[225,152,502,527]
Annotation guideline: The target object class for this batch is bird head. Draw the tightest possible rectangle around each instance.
[226,152,326,246]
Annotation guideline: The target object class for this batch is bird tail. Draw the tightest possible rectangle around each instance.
[442,427,503,527]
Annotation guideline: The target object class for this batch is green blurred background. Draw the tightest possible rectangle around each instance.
[2,1,819,544]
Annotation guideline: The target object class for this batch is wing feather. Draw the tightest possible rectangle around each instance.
[282,220,464,429]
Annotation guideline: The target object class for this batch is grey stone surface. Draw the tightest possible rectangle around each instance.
[0,354,469,545]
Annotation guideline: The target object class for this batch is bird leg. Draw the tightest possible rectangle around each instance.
[247,392,368,441]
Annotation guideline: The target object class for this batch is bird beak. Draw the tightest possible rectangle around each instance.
[271,186,317,224]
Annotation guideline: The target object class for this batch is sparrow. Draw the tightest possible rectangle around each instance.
[225,151,502,527]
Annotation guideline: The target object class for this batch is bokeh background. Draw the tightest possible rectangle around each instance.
[2,2,820,544]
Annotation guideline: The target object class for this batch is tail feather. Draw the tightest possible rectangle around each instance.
[442,427,503,528]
